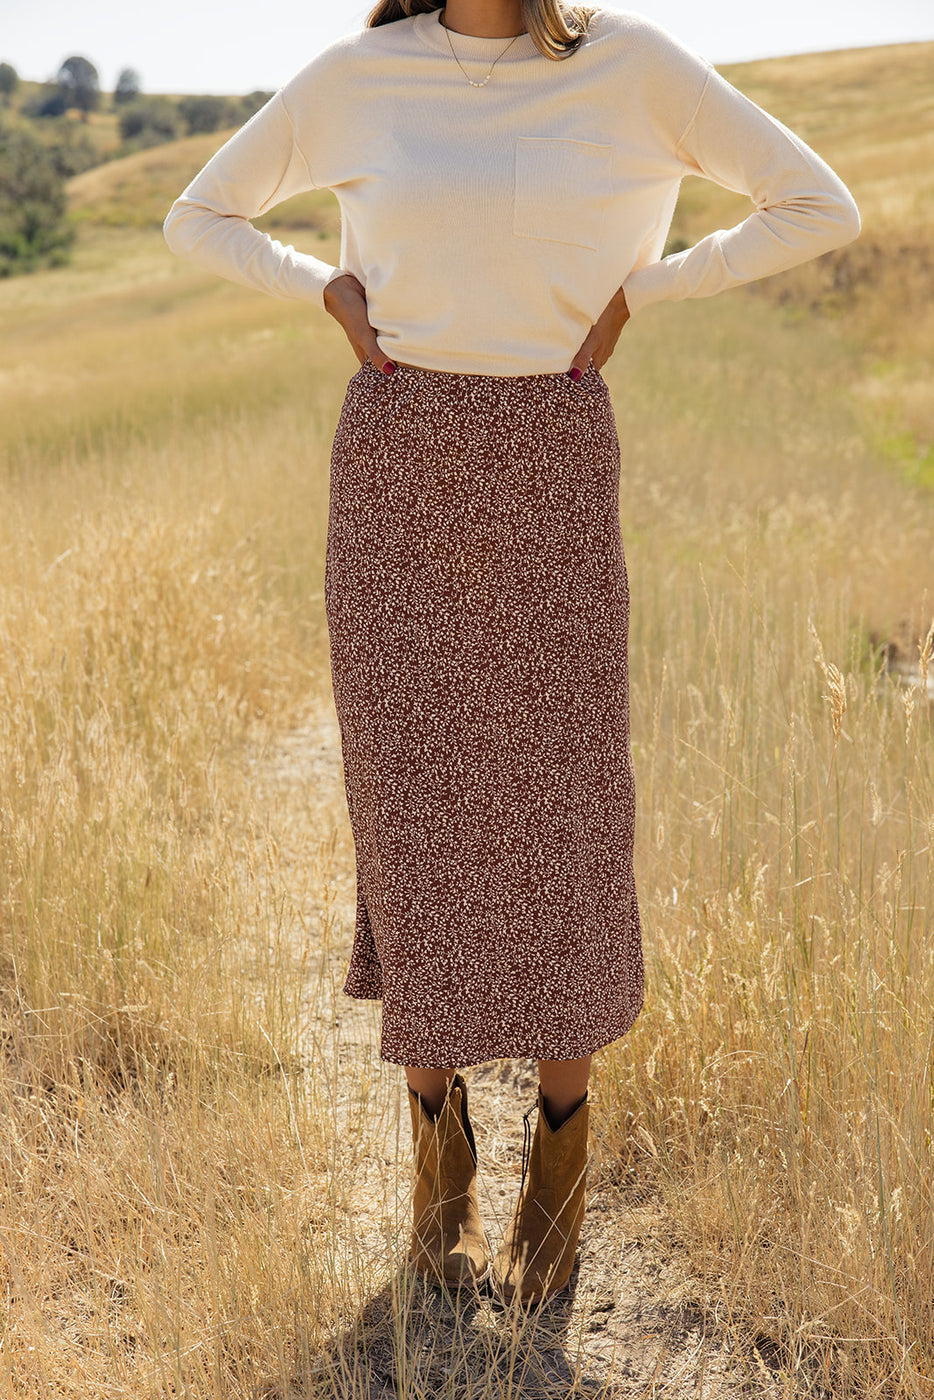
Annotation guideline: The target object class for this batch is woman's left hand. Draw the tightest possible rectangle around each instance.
[567,287,631,379]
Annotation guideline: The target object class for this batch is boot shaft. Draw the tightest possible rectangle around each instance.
[408,1073,478,1192]
[526,1089,590,1215]
[406,1072,491,1289]
[494,1086,591,1300]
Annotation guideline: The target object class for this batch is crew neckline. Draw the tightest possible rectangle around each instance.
[413,6,542,61]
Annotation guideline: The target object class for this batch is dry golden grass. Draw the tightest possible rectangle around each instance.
[669,41,934,458]
[2,40,933,1395]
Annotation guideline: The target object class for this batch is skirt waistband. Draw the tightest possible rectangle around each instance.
[361,356,603,386]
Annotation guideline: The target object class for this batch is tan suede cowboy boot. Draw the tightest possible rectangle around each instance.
[491,1087,590,1302]
[408,1072,492,1289]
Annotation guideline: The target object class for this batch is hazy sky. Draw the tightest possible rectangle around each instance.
[2,0,932,93]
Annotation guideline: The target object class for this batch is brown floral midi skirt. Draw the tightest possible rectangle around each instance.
[326,357,643,1068]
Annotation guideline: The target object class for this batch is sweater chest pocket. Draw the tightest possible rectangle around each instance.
[513,136,613,251]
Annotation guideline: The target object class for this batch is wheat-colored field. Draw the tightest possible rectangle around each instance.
[1,38,932,1400]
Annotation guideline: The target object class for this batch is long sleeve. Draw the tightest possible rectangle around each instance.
[163,89,346,311]
[621,62,861,316]
[162,8,863,374]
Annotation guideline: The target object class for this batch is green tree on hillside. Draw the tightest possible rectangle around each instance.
[0,62,19,104]
[56,55,101,119]
[114,68,141,106]
[178,94,232,135]
[118,97,180,148]
[0,123,74,276]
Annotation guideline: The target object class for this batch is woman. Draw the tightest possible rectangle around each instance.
[164,0,859,1303]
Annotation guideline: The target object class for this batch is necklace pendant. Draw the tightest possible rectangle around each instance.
[441,12,522,89]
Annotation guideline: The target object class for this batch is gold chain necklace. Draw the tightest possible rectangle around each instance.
[439,7,524,87]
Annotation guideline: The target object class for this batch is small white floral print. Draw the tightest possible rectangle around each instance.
[326,358,643,1067]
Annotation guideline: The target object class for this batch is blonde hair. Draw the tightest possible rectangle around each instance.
[364,0,600,60]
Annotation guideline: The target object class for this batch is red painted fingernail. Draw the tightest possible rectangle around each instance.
[382,361,396,375]
[568,366,583,382]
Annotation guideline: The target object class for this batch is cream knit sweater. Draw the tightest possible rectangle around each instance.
[163,5,860,376]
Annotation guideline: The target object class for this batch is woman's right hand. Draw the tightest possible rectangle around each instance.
[323,272,396,374]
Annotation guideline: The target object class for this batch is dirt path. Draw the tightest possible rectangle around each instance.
[247,699,781,1399]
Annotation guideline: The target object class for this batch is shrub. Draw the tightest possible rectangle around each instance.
[0,61,19,103]
[118,96,181,148]
[178,94,232,135]
[48,125,101,179]
[22,85,68,119]
[0,123,74,276]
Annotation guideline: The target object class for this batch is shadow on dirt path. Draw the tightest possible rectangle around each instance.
[246,698,780,1399]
